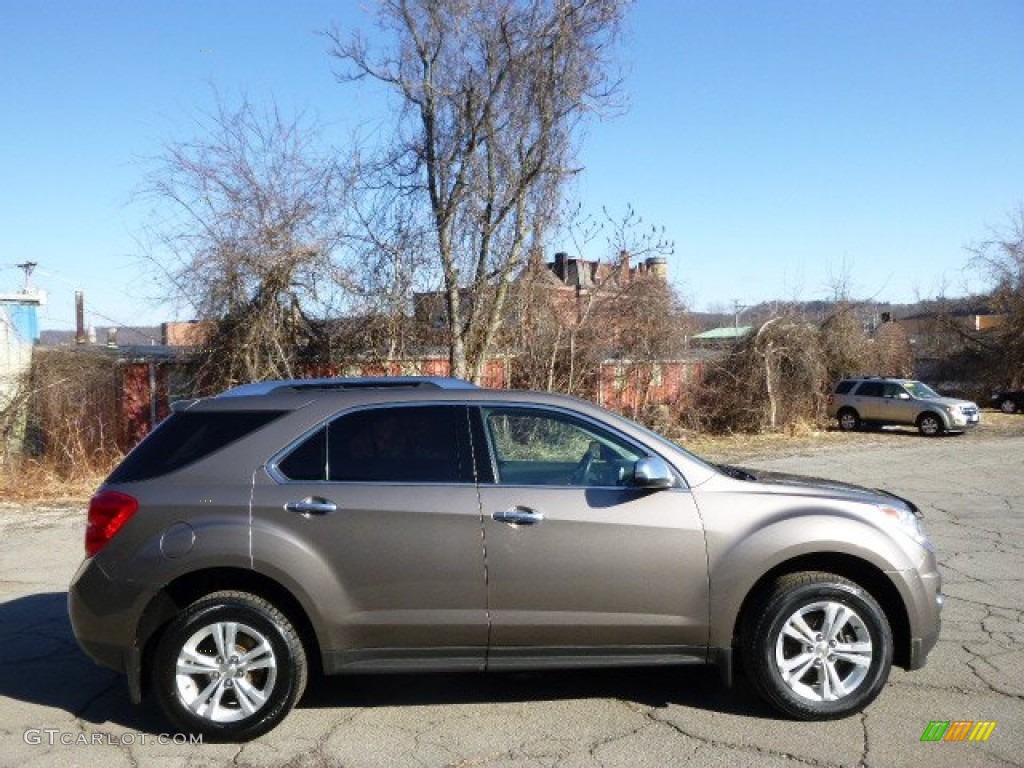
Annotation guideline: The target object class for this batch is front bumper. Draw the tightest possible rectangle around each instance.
[888,555,943,670]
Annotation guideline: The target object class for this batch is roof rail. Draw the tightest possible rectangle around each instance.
[217,376,479,398]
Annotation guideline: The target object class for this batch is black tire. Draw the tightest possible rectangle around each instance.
[740,572,893,720]
[837,408,860,432]
[916,412,944,437]
[152,590,307,742]
[1001,399,1018,414]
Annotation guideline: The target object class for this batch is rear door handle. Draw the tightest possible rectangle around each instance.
[285,497,338,515]
[492,506,544,526]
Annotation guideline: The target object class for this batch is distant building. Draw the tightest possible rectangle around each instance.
[162,320,214,347]
[414,250,669,330]
[0,290,45,456]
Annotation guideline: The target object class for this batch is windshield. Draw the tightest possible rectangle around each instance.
[905,380,941,399]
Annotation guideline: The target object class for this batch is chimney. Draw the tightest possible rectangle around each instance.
[554,252,568,282]
[645,256,668,280]
[75,291,87,345]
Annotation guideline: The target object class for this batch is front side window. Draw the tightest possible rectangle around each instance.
[480,407,642,487]
[882,382,905,398]
[275,405,471,484]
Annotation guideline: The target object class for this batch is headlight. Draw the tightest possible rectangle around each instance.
[878,504,935,551]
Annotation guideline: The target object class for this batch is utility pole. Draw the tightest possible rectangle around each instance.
[15,261,37,292]
[732,299,749,332]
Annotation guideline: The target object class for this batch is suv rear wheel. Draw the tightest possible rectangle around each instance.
[916,413,944,437]
[152,590,307,741]
[837,408,860,432]
[741,572,893,720]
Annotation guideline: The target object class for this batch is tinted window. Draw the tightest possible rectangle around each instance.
[856,382,884,397]
[481,407,642,487]
[834,381,856,394]
[108,411,285,483]
[277,427,327,481]
[326,406,470,483]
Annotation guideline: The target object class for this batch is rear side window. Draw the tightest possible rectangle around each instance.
[855,382,884,397]
[834,380,856,394]
[274,405,472,484]
[107,411,285,483]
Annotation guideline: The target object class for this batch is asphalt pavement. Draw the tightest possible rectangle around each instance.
[1,431,1021,767]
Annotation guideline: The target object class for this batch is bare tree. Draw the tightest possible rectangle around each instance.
[139,96,349,392]
[969,207,1024,389]
[329,0,628,382]
[506,205,681,401]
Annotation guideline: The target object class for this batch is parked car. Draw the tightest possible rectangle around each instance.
[827,377,980,436]
[990,389,1024,414]
[70,377,943,741]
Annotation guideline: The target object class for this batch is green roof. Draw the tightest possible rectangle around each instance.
[692,325,754,340]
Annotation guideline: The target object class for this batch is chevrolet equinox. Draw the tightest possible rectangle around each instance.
[69,377,943,740]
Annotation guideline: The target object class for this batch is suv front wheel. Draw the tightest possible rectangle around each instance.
[741,572,893,720]
[152,590,308,741]
[916,413,944,437]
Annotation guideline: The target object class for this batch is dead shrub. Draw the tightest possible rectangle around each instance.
[689,315,828,434]
[23,348,122,480]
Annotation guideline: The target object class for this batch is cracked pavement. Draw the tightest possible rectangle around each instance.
[1,432,1022,767]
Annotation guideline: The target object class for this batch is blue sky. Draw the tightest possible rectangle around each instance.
[2,1,1022,332]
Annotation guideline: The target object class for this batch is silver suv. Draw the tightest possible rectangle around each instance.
[70,377,943,741]
[828,377,980,436]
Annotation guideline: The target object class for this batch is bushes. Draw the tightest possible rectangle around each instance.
[22,349,121,480]
[687,308,913,435]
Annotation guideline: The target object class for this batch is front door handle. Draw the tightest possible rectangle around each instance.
[492,506,544,526]
[285,497,338,516]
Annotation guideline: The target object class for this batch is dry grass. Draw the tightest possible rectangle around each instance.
[0,459,114,506]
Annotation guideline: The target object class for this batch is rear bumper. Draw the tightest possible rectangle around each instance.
[68,557,149,688]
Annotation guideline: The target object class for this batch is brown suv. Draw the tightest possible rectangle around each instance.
[69,377,943,741]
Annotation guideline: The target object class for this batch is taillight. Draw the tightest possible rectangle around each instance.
[86,491,139,557]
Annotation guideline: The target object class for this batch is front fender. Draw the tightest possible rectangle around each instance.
[700,507,921,649]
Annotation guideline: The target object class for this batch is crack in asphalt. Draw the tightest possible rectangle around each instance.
[638,706,838,768]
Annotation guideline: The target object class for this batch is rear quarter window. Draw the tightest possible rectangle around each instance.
[106,411,285,483]
[834,381,856,394]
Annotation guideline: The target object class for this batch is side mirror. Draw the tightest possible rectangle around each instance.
[631,456,675,489]
[898,392,911,400]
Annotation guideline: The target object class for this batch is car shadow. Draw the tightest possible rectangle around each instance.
[0,592,168,732]
[828,426,964,439]
[0,592,774,734]
[300,664,775,719]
